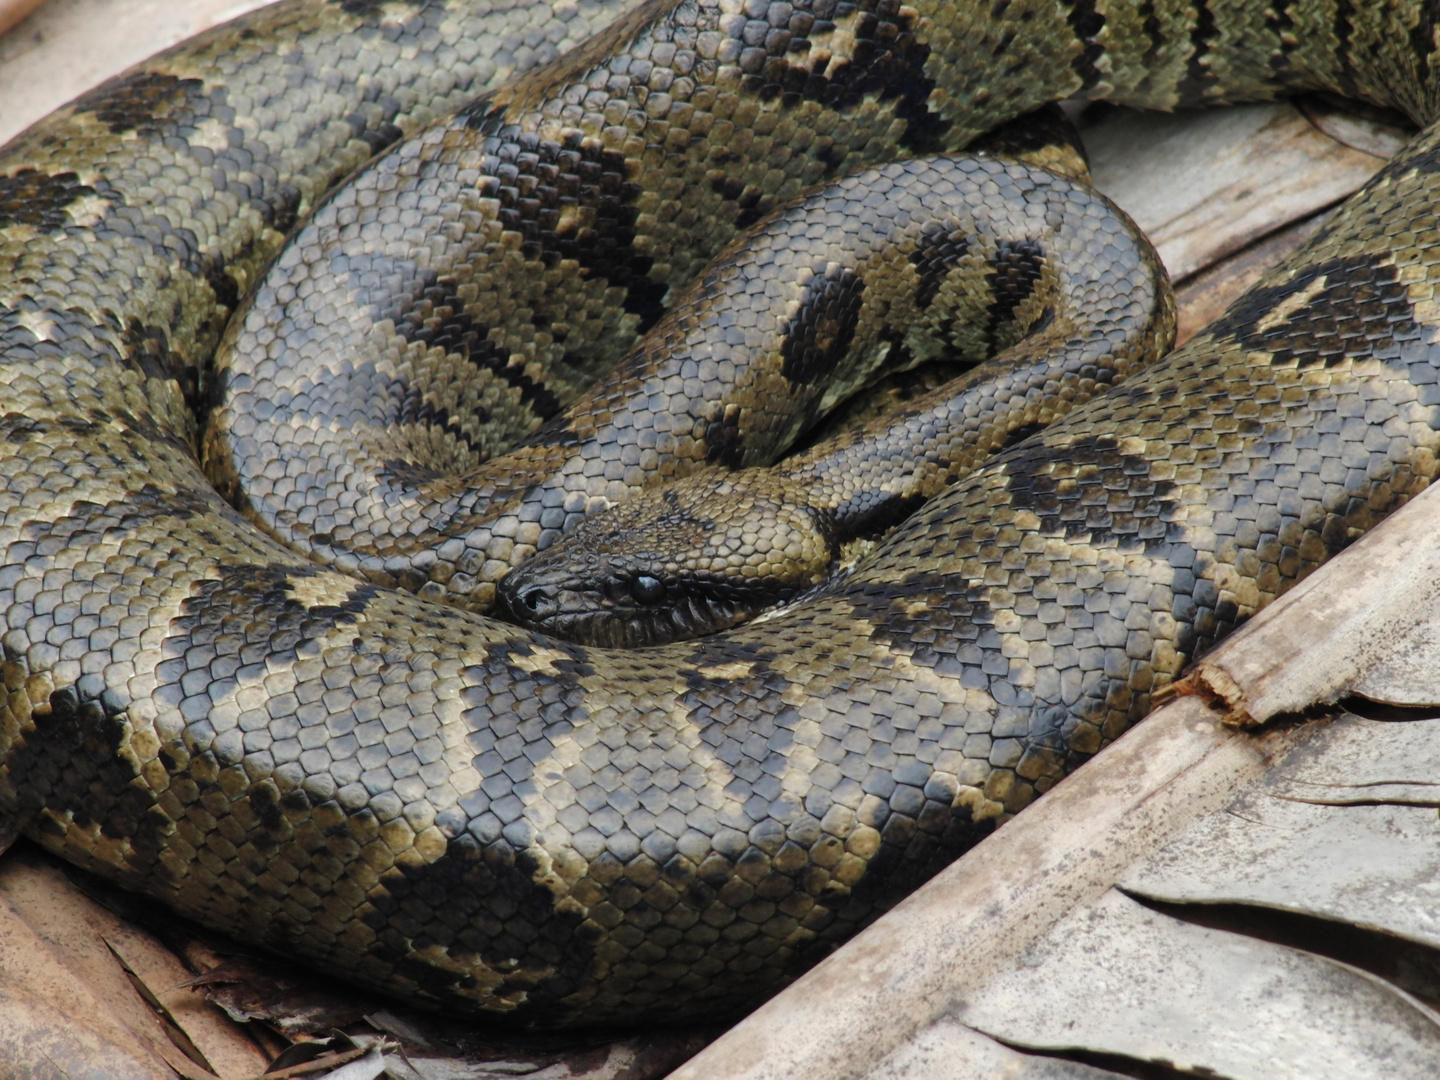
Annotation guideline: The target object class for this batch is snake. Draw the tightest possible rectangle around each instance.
[3,0,1440,1031]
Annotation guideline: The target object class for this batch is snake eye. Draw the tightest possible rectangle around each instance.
[630,574,665,604]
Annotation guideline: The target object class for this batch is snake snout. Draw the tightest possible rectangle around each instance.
[495,566,570,630]
[505,579,559,621]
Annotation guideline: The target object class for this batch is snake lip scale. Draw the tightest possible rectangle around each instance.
[4,0,1440,1029]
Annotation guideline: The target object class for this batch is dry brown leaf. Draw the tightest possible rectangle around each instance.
[0,844,269,1079]
[0,0,44,39]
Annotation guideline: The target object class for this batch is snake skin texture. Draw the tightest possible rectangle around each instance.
[218,147,1171,647]
[4,0,1440,1029]
[487,152,1172,648]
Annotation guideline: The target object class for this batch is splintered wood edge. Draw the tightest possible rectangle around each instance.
[668,696,1299,1080]
[1178,481,1440,725]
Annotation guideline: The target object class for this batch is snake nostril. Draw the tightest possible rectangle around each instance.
[500,577,557,622]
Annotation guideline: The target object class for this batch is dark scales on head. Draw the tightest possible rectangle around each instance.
[496,472,838,648]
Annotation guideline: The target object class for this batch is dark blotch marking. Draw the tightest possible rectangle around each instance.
[843,570,993,675]
[205,262,241,311]
[73,71,205,135]
[0,170,96,232]
[1332,0,1361,99]
[267,183,305,236]
[832,575,1003,882]
[7,685,163,862]
[393,271,563,420]
[681,622,995,955]
[677,637,791,727]
[248,782,286,833]
[829,488,928,540]
[1066,0,1107,91]
[1000,432,1178,549]
[1174,0,1220,103]
[1137,0,1165,78]
[1408,1,1440,91]
[459,107,666,332]
[1267,0,1300,76]
[780,264,865,384]
[121,317,201,407]
[1206,253,1418,370]
[811,0,952,154]
[333,0,428,16]
[365,834,595,1022]
[966,103,1090,174]
[159,564,374,712]
[999,419,1049,449]
[994,430,1254,705]
[111,483,217,527]
[378,457,444,485]
[0,413,102,445]
[984,238,1046,344]
[705,403,746,468]
[352,639,600,1019]
[908,223,970,311]
[393,391,489,459]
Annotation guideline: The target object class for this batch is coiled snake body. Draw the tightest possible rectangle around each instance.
[3,0,1440,1027]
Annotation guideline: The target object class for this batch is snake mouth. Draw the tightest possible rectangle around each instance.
[494,560,807,648]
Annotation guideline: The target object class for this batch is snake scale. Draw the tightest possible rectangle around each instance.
[4,0,1440,1029]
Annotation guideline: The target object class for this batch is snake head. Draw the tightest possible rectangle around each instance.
[495,470,836,648]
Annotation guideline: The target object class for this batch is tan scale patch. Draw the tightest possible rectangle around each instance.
[505,644,587,678]
[283,570,371,611]
[1254,272,1334,334]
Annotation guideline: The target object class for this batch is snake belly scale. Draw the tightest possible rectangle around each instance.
[4,0,1440,1027]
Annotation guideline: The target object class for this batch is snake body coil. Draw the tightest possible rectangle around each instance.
[3,0,1440,1027]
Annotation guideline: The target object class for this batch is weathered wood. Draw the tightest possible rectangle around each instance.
[0,0,44,39]
[1121,713,1440,949]
[867,1020,1125,1080]
[1081,101,1392,281]
[957,890,1440,1080]
[0,845,267,1080]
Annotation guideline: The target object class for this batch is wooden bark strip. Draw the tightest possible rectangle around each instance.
[1081,102,1391,281]
[1180,481,1440,724]
[866,1019,1125,1080]
[1351,618,1440,706]
[667,697,1290,1080]
[1298,96,1416,159]
[957,890,1440,1080]
[0,986,173,1080]
[104,929,273,1080]
[1120,713,1440,950]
